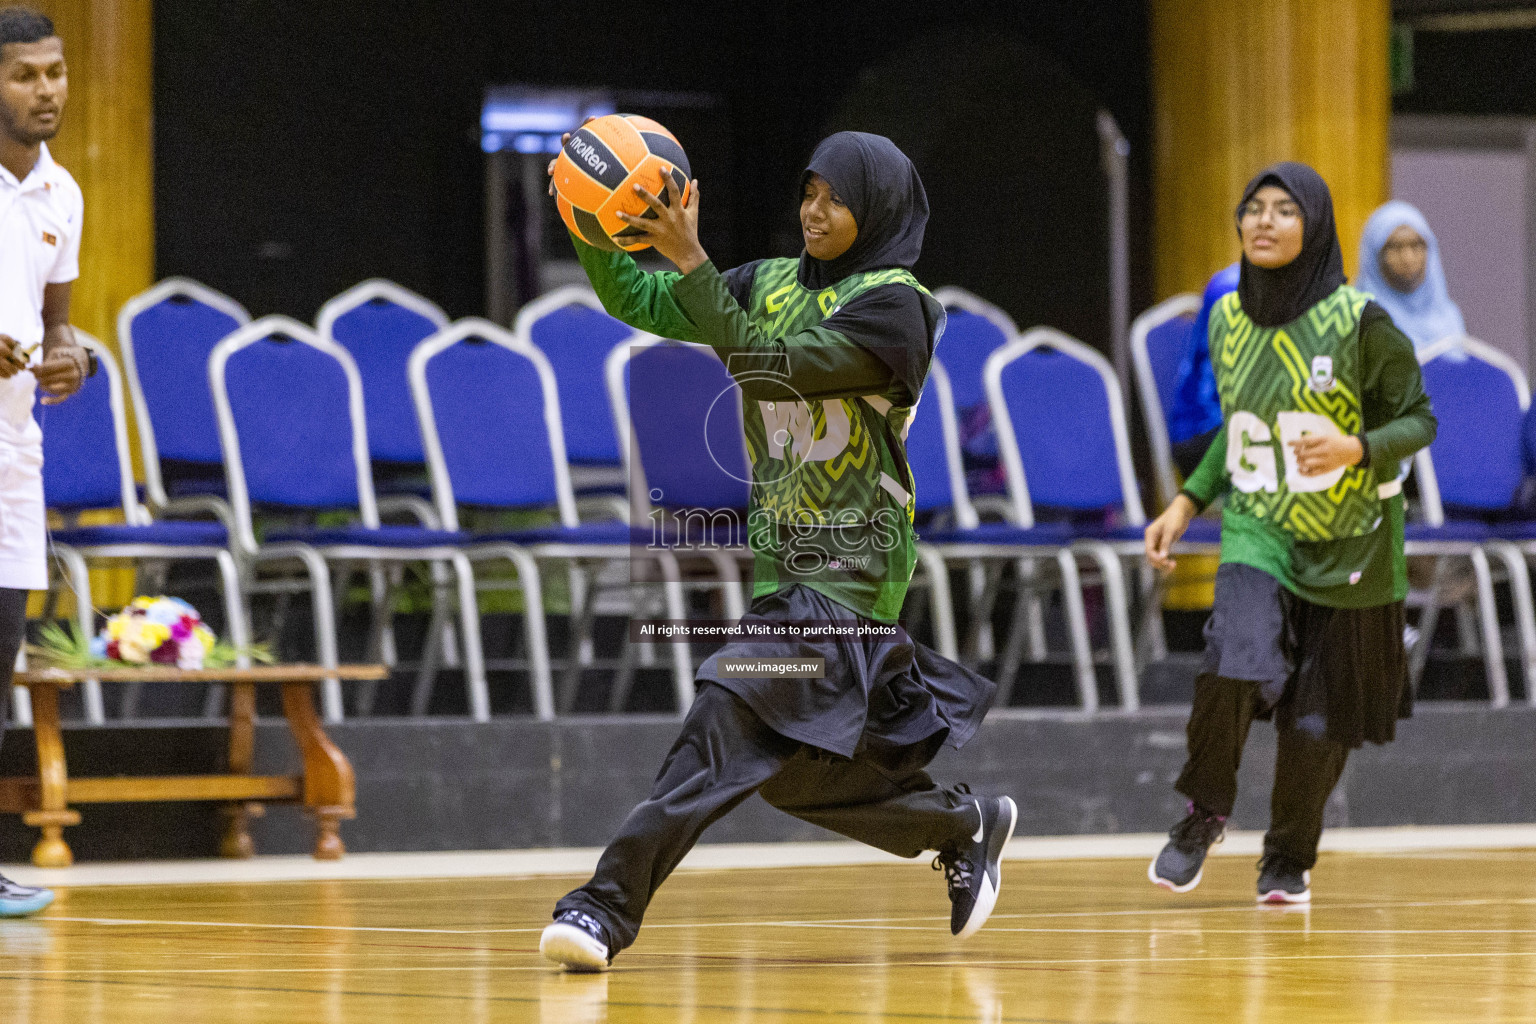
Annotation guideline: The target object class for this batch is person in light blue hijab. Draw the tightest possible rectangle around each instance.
[1357,201,1466,354]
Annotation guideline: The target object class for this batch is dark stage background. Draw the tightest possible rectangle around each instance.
[152,3,1526,356]
[1395,24,1536,117]
[152,1,1151,353]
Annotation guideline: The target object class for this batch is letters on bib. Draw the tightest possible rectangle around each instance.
[760,399,852,463]
[1225,410,1348,496]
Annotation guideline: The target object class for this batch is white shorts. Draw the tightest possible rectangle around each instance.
[0,441,47,591]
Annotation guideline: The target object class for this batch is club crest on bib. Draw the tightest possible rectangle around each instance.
[1307,355,1335,392]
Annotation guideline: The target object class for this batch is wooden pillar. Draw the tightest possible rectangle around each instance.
[1150,0,1389,609]
[1150,0,1391,297]
[29,1,151,612]
[31,0,154,350]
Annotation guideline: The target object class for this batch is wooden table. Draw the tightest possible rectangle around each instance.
[0,664,387,867]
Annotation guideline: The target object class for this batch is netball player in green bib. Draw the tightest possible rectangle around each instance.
[538,132,1014,971]
[1144,162,1436,904]
[1148,161,1431,902]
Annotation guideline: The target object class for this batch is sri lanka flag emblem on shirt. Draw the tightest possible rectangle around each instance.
[41,232,56,246]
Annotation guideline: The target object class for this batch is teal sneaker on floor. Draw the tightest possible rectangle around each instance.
[0,875,55,917]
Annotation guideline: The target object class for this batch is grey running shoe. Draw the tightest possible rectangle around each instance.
[0,874,53,918]
[540,909,612,972]
[1148,803,1227,893]
[934,794,1018,939]
[1256,854,1312,904]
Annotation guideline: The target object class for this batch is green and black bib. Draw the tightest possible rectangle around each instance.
[736,258,935,622]
[1210,283,1386,543]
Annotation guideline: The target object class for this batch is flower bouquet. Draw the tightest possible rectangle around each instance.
[31,596,271,670]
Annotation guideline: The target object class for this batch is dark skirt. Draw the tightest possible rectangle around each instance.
[696,584,998,759]
[1203,562,1410,748]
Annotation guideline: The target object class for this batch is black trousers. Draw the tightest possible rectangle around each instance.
[1175,674,1348,869]
[0,588,28,752]
[555,683,979,952]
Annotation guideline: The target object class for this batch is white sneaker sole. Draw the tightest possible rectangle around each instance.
[1258,871,1312,904]
[1147,834,1223,894]
[1148,858,1203,894]
[955,796,1018,940]
[540,922,610,972]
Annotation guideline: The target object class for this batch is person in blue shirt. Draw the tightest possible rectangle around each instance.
[1167,264,1239,476]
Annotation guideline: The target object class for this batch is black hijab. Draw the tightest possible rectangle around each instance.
[798,132,929,290]
[1235,161,1346,327]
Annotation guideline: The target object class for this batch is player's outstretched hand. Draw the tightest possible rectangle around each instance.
[1145,493,1197,572]
[618,173,707,274]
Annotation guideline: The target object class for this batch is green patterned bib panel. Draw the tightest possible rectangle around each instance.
[1209,284,1382,542]
[737,259,931,621]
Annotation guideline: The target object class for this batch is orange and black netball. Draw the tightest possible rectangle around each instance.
[552,113,692,252]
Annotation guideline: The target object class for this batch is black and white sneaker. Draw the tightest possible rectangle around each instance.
[0,874,53,918]
[1148,803,1227,893]
[933,793,1017,939]
[1256,854,1312,904]
[540,909,613,972]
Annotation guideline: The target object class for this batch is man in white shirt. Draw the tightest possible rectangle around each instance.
[0,5,93,917]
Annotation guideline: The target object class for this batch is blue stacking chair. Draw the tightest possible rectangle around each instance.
[604,336,768,708]
[117,278,249,516]
[931,287,1017,457]
[608,334,750,526]
[44,331,250,723]
[1409,335,1536,705]
[317,280,454,676]
[1130,294,1201,508]
[931,288,1018,509]
[210,316,520,723]
[413,319,692,714]
[1418,336,1528,517]
[612,333,945,618]
[987,328,1147,533]
[1128,294,1211,664]
[614,334,956,651]
[985,327,1226,709]
[905,359,1108,692]
[316,279,449,475]
[906,362,978,531]
[517,286,640,496]
[898,361,968,657]
[907,360,1100,706]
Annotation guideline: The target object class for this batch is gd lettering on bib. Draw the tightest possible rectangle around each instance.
[1210,285,1382,542]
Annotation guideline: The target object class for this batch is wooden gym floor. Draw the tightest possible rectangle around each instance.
[5,849,1536,1023]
